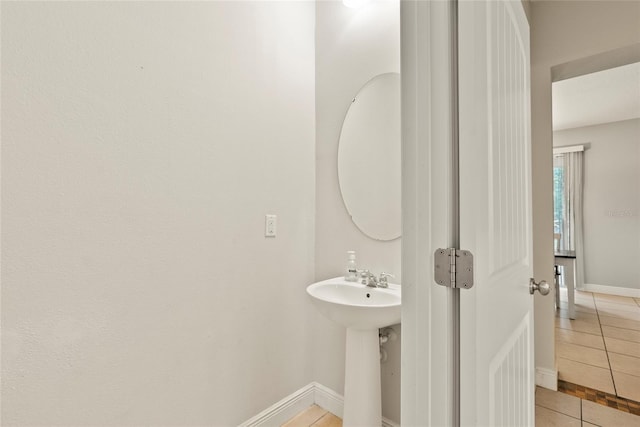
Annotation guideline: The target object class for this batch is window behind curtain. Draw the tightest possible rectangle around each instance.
[553,156,565,239]
[553,151,584,253]
[554,153,573,252]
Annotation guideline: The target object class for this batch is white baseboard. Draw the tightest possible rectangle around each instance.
[582,283,640,298]
[381,415,400,427]
[240,382,400,427]
[535,367,558,391]
[313,382,344,419]
[239,383,316,427]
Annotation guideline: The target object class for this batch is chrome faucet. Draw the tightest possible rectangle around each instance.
[358,270,395,288]
[359,270,378,287]
[378,272,395,288]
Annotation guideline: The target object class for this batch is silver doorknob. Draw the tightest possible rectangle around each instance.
[530,278,550,295]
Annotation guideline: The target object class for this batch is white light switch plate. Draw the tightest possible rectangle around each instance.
[265,214,277,237]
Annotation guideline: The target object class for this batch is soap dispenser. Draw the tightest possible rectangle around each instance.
[345,251,357,282]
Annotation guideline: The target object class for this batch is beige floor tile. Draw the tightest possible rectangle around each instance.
[560,292,596,308]
[556,311,598,324]
[556,328,605,350]
[311,413,342,427]
[605,336,640,358]
[612,370,640,402]
[582,423,598,427]
[577,306,598,315]
[557,341,610,369]
[535,405,581,427]
[557,308,573,319]
[572,299,598,309]
[594,293,638,305]
[556,316,604,335]
[599,315,640,332]
[577,313,601,323]
[575,290,594,297]
[559,302,597,315]
[602,325,640,344]
[558,357,616,394]
[576,291,596,298]
[558,309,602,323]
[596,306,640,322]
[535,387,581,419]
[582,399,640,427]
[609,352,640,377]
[596,301,640,314]
[575,298,597,306]
[282,405,327,427]
[596,298,640,309]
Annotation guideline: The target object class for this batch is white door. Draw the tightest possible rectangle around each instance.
[401,1,536,425]
[459,0,535,425]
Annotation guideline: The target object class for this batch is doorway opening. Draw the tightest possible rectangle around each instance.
[551,51,640,408]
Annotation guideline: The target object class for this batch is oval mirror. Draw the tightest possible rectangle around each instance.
[338,72,401,241]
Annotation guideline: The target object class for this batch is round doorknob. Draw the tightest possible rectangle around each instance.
[530,278,550,295]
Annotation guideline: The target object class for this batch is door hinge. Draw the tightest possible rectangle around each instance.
[434,248,474,289]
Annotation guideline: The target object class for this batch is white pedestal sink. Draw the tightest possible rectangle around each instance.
[307,277,401,427]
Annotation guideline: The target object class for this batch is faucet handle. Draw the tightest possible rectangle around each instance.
[357,269,369,285]
[378,272,395,287]
[358,270,380,287]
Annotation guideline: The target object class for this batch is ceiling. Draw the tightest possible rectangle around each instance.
[552,61,640,131]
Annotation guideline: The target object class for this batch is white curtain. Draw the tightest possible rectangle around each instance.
[555,151,585,289]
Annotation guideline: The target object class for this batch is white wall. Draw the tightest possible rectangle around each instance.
[554,118,640,290]
[314,0,401,422]
[530,0,640,382]
[1,2,316,425]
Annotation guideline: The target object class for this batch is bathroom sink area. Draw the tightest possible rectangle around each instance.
[307,276,401,426]
[306,277,401,329]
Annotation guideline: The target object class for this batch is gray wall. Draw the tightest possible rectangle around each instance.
[314,1,401,422]
[530,0,640,381]
[554,118,640,290]
[1,2,316,424]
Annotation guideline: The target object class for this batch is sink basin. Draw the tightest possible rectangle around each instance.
[307,277,401,329]
[307,277,401,425]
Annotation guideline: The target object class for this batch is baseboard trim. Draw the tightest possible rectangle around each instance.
[381,415,400,427]
[535,367,558,391]
[239,383,315,427]
[313,382,344,419]
[582,283,640,298]
[240,382,400,427]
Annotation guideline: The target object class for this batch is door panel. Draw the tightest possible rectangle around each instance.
[459,0,534,425]
[489,314,532,426]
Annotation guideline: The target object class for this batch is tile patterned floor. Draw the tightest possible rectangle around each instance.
[556,287,640,402]
[287,390,640,427]
[536,386,640,426]
[558,379,640,416]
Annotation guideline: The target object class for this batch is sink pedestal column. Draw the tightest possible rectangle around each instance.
[343,328,381,426]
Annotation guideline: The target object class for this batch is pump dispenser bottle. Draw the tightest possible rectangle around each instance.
[345,251,357,282]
